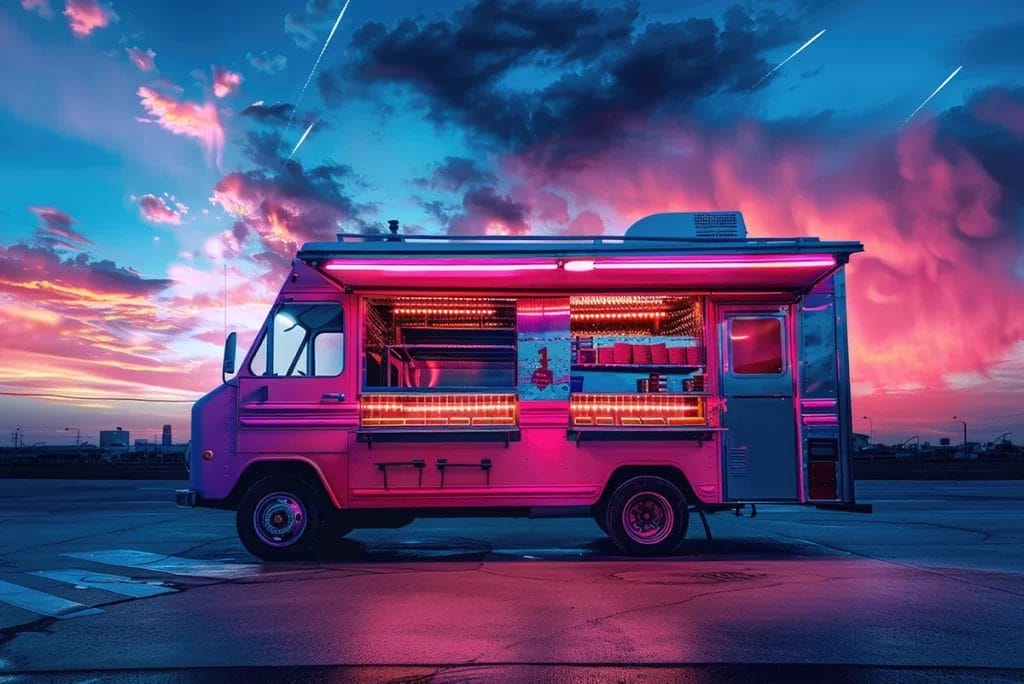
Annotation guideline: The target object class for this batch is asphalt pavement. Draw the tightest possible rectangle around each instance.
[1,479,1023,682]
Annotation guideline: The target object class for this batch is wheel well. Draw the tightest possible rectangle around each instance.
[226,460,332,510]
[595,466,697,514]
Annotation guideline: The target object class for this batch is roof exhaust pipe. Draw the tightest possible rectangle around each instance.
[387,219,402,242]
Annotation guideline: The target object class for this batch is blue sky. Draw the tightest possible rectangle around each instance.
[1,0,1022,445]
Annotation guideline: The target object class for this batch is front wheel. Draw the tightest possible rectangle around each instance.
[605,476,689,556]
[236,476,323,561]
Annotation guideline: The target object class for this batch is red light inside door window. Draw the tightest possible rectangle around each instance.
[731,318,783,374]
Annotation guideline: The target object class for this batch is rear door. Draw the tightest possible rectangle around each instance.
[719,306,798,501]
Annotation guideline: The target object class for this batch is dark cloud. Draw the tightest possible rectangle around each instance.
[241,131,285,168]
[800,64,824,79]
[285,0,346,49]
[29,206,93,251]
[937,86,1024,224]
[240,101,295,124]
[448,187,530,235]
[413,156,496,192]
[415,198,458,228]
[958,22,1024,67]
[210,159,375,267]
[0,243,171,299]
[327,1,805,163]
[246,51,288,74]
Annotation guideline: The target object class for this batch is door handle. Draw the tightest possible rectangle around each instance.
[321,392,346,401]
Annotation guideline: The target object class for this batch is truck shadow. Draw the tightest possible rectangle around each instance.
[309,534,825,563]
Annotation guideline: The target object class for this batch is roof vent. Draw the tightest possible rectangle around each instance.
[625,211,747,240]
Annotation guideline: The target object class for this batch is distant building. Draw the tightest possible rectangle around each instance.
[162,424,172,446]
[99,429,130,449]
[852,433,869,451]
[135,438,149,446]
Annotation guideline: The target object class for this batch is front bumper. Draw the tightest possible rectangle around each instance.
[176,489,197,508]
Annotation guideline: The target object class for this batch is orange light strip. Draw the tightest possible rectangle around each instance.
[570,393,706,427]
[571,312,668,320]
[393,308,497,316]
[360,393,518,428]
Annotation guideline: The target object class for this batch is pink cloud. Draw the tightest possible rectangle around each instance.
[63,0,118,37]
[137,86,225,167]
[29,205,93,250]
[21,0,53,19]
[135,194,182,225]
[567,210,605,235]
[209,166,356,275]
[500,111,1024,397]
[125,46,156,72]
[211,66,243,98]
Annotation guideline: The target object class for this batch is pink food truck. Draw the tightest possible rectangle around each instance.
[177,211,870,559]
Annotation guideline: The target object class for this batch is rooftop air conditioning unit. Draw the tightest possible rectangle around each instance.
[624,211,747,240]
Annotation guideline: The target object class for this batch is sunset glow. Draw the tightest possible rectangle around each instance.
[1,0,1022,446]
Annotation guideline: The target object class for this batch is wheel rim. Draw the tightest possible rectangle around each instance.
[622,492,674,544]
[253,492,307,548]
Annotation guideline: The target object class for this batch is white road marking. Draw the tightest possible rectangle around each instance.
[63,550,263,579]
[31,569,176,598]
[0,579,103,619]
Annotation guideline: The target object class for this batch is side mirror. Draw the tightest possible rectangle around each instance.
[222,332,237,383]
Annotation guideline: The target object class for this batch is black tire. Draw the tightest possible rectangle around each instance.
[236,476,323,561]
[604,476,689,556]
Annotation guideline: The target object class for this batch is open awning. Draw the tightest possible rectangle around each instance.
[316,253,845,293]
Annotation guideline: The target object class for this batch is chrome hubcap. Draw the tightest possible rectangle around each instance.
[253,492,307,547]
[622,492,674,544]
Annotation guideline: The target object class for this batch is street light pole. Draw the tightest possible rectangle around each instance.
[953,416,968,456]
[861,415,873,442]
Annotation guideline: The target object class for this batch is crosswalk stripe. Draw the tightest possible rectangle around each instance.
[63,550,262,580]
[0,579,103,619]
[31,569,176,598]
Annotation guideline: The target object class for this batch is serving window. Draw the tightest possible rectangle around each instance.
[569,295,707,427]
[363,297,517,391]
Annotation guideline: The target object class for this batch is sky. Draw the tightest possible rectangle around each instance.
[1,0,1022,447]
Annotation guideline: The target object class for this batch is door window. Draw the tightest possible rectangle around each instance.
[730,317,784,375]
[249,302,344,377]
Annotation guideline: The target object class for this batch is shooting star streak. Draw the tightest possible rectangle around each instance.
[287,121,316,161]
[900,65,963,128]
[285,0,352,134]
[751,28,826,89]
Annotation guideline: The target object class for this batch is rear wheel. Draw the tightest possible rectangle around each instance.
[605,476,689,556]
[236,476,323,561]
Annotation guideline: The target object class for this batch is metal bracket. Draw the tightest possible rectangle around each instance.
[374,459,425,489]
[436,458,492,487]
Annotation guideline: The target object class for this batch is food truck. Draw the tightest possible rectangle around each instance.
[177,211,869,559]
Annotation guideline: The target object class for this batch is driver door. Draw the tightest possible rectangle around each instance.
[236,299,358,457]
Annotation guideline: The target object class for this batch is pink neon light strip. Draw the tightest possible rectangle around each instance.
[325,255,836,273]
[591,256,835,270]
[802,398,838,409]
[803,414,839,426]
[325,261,558,273]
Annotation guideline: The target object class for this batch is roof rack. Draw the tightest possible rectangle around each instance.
[332,231,826,246]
